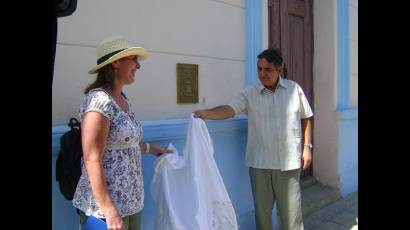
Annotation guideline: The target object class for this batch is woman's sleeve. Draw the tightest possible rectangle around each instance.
[80,91,113,120]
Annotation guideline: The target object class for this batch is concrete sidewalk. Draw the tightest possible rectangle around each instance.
[304,192,358,230]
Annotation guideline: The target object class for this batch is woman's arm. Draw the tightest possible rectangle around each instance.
[82,112,124,229]
[140,143,172,156]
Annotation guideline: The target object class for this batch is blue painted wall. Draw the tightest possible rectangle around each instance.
[52,115,265,229]
[338,109,358,197]
[337,0,350,111]
[337,0,358,197]
[245,0,262,86]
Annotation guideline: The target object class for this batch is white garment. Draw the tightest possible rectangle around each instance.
[151,114,238,230]
[228,78,313,170]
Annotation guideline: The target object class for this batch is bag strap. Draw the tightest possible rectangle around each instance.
[68,117,80,129]
[56,0,77,18]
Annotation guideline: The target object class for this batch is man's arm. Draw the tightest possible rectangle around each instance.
[301,117,313,170]
[302,118,312,145]
[193,105,235,120]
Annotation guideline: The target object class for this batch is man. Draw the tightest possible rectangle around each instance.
[194,48,313,230]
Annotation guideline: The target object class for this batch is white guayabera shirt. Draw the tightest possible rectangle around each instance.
[151,114,238,230]
[228,77,313,171]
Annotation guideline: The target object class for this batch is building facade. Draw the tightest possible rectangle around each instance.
[52,0,357,229]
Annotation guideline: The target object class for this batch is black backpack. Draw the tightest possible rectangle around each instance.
[55,0,78,17]
[56,117,83,200]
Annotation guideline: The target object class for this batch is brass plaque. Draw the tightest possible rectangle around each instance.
[177,63,198,103]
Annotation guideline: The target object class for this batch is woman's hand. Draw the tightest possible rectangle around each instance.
[140,143,173,157]
[104,207,125,230]
[151,146,173,157]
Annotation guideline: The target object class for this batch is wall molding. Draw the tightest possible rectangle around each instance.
[337,0,350,110]
[337,108,357,121]
[245,0,262,86]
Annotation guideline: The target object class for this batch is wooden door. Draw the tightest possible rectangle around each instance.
[268,0,314,177]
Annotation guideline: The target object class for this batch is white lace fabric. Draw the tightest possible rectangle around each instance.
[151,114,238,230]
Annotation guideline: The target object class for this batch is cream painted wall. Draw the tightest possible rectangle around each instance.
[52,0,245,125]
[350,0,358,107]
[313,0,340,188]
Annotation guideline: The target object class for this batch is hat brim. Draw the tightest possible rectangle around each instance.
[88,47,149,74]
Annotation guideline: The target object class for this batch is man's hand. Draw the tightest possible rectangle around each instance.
[193,106,235,120]
[301,147,312,170]
[193,110,208,120]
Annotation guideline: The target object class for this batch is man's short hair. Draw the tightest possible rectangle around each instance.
[257,48,283,68]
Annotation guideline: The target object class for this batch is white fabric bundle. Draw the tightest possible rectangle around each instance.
[151,114,238,230]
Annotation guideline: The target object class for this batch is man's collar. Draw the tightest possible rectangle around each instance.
[256,82,265,93]
[258,76,288,94]
[278,77,289,89]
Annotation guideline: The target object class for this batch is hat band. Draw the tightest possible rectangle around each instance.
[97,49,126,65]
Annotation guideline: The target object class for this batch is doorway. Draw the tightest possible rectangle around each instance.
[268,0,314,177]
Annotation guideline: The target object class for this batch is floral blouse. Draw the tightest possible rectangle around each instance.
[72,88,144,218]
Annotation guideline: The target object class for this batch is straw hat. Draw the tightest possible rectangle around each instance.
[88,36,149,74]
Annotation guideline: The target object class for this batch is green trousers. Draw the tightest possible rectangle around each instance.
[78,210,141,230]
[249,167,304,230]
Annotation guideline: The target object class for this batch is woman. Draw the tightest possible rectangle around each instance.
[72,36,170,230]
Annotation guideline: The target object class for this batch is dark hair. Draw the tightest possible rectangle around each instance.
[84,64,115,94]
[257,48,283,68]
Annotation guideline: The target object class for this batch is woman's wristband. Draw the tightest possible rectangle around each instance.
[146,143,150,153]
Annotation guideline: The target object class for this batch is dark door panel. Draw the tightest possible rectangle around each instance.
[269,0,314,177]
